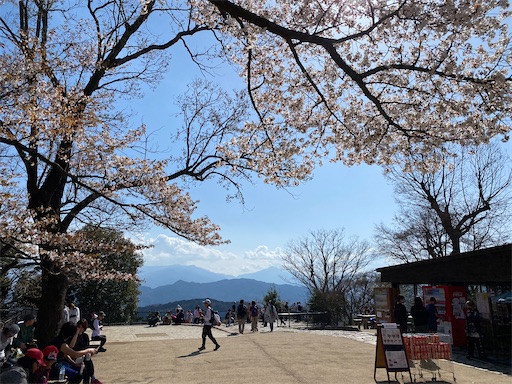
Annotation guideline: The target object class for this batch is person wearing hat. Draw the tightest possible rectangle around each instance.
[13,314,37,352]
[198,299,220,352]
[91,311,107,352]
[0,347,46,383]
[33,345,59,383]
[0,323,20,366]
[43,345,58,365]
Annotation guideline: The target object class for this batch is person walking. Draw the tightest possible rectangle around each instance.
[264,300,278,332]
[249,301,259,332]
[236,300,248,334]
[198,299,220,352]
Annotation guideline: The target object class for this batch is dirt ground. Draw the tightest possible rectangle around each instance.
[90,324,511,384]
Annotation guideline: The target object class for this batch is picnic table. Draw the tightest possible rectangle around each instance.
[355,314,376,329]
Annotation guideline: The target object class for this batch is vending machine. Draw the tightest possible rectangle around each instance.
[422,285,467,347]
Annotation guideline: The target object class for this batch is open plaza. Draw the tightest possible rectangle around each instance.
[91,323,511,384]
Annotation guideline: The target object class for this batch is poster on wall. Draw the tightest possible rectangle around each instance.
[423,286,447,317]
[374,287,397,323]
[423,285,468,347]
[476,292,491,319]
[451,295,466,320]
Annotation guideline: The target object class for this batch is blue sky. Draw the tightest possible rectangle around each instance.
[124,41,401,276]
[126,33,512,277]
[135,161,397,276]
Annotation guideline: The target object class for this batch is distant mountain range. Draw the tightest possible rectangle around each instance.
[138,278,309,307]
[138,265,296,288]
[137,265,307,307]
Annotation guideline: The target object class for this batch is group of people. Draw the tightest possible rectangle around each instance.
[195,298,276,352]
[146,298,279,353]
[233,299,279,334]
[393,295,440,333]
[0,306,108,383]
[394,295,486,359]
[147,307,194,327]
[146,299,282,334]
[141,298,287,355]
[0,344,60,384]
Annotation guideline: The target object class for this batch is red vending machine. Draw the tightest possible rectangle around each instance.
[422,286,467,347]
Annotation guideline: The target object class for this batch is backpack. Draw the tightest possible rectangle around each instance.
[89,317,96,331]
[250,305,258,317]
[237,304,247,318]
[210,309,222,326]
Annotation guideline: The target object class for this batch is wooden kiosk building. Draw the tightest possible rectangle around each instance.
[375,243,511,361]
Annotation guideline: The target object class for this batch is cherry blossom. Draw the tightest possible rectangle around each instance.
[0,0,510,345]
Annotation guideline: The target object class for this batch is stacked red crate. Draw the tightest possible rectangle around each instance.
[402,334,451,360]
[412,335,430,360]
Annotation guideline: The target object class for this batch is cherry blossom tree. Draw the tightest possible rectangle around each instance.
[202,0,511,168]
[1,0,511,345]
[0,0,266,345]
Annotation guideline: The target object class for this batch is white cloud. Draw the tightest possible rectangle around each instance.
[243,245,283,261]
[132,233,284,276]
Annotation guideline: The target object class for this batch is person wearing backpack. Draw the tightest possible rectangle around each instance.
[249,301,259,332]
[236,300,248,334]
[198,299,220,352]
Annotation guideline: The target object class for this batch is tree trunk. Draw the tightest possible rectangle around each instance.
[35,260,68,348]
[450,235,461,255]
